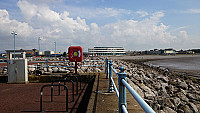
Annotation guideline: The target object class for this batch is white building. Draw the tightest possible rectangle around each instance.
[88,47,126,56]
[164,48,176,55]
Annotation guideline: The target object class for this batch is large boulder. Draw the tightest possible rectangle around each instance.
[127,78,144,98]
[189,102,199,113]
[171,97,181,107]
[178,81,188,90]
[163,107,176,113]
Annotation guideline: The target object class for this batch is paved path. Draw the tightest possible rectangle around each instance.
[87,73,145,113]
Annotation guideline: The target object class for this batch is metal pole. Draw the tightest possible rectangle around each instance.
[75,61,77,74]
[54,41,56,60]
[38,37,41,61]
[46,59,48,72]
[14,33,15,60]
[118,66,127,113]
[11,31,17,60]
[109,60,114,92]
[105,58,109,78]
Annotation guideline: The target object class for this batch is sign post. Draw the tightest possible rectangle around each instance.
[68,46,83,74]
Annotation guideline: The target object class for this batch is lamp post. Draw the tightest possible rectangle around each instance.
[38,37,41,60]
[11,31,17,60]
[54,41,56,60]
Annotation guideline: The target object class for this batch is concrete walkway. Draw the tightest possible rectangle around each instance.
[87,73,145,113]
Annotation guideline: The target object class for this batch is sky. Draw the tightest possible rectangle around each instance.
[0,0,199,52]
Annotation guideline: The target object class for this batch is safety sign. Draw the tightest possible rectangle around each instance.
[68,46,83,62]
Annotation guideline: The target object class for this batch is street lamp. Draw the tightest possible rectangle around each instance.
[11,31,17,60]
[38,37,41,60]
[54,41,56,59]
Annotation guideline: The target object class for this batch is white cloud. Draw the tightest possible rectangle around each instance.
[0,0,199,52]
[186,9,200,14]
[136,11,148,17]
[176,9,200,14]
[57,5,131,19]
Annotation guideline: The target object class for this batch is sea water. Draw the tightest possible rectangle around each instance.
[146,57,200,71]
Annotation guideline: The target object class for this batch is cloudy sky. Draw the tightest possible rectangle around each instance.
[0,0,199,52]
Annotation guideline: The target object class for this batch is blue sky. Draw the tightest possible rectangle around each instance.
[0,0,199,52]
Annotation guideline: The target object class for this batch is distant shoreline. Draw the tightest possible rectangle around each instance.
[111,54,200,81]
[111,54,200,60]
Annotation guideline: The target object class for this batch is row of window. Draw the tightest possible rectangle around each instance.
[89,51,126,53]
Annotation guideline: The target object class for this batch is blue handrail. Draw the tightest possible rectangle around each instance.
[110,77,119,98]
[106,59,155,113]
[111,66,118,76]
[121,79,155,113]
[122,105,128,113]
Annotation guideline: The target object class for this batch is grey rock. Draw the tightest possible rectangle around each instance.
[196,104,200,112]
[182,105,193,113]
[177,109,184,113]
[188,84,196,90]
[160,83,168,95]
[176,92,189,102]
[48,68,53,73]
[189,102,198,112]
[168,85,175,94]
[154,82,161,90]
[187,93,197,100]
[28,68,35,72]
[157,75,169,83]
[163,107,176,113]
[43,72,51,75]
[43,68,47,72]
[127,78,144,98]
[52,67,58,73]
[171,97,181,106]
[153,104,161,110]
[3,71,7,74]
[165,98,175,109]
[139,83,155,99]
[156,110,165,113]
[178,81,188,90]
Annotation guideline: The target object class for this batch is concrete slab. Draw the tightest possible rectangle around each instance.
[87,73,145,113]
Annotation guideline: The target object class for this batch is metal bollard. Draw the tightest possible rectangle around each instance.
[108,60,114,92]
[105,58,109,78]
[46,59,49,72]
[118,66,127,113]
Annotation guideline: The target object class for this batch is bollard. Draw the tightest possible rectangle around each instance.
[118,66,127,113]
[108,60,114,92]
[46,59,49,72]
[105,58,109,78]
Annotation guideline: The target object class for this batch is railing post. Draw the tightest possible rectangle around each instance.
[118,66,127,113]
[46,59,49,72]
[105,58,109,78]
[108,60,114,92]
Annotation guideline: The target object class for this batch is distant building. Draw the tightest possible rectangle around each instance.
[164,48,176,55]
[88,47,126,56]
[51,52,62,57]
[0,53,6,58]
[6,50,26,59]
[146,49,162,55]
[44,51,54,56]
[5,49,40,59]
[191,49,200,54]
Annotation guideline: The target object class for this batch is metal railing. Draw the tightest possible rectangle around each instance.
[105,59,155,113]
[28,59,105,68]
[40,84,68,112]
